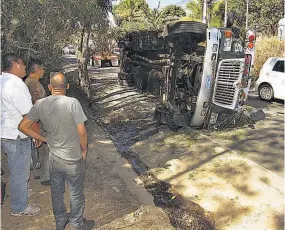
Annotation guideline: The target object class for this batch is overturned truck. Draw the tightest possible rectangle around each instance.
[118,20,256,129]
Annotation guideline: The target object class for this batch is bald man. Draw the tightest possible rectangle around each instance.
[18,72,94,230]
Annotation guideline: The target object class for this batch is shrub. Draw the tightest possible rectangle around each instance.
[252,36,284,81]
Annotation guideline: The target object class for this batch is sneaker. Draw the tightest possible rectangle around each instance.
[56,220,69,230]
[56,213,70,230]
[11,204,41,216]
[76,219,95,230]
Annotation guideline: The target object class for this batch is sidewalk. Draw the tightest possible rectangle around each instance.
[130,126,284,230]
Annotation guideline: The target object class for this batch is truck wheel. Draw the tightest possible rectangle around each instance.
[163,21,207,43]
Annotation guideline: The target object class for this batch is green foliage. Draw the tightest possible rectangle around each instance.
[185,0,224,27]
[252,36,284,80]
[160,4,186,21]
[186,0,203,21]
[113,0,188,37]
[209,0,224,27]
[113,0,150,23]
[1,0,111,67]
[228,0,284,35]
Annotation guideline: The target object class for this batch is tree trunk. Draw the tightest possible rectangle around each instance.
[79,28,85,53]
[78,27,91,99]
[83,29,91,98]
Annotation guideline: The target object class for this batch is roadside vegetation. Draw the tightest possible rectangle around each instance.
[252,37,284,80]
[1,0,284,95]
[1,0,112,97]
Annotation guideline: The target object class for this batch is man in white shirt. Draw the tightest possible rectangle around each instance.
[1,53,41,216]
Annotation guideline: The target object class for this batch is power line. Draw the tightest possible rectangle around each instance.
[175,0,189,5]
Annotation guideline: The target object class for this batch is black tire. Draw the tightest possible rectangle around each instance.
[163,21,207,43]
[259,84,274,101]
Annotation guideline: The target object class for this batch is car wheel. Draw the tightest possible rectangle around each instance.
[259,84,274,101]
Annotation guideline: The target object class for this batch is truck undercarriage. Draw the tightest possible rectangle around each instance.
[118,21,256,130]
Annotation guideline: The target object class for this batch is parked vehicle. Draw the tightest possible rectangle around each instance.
[62,45,76,55]
[91,40,120,67]
[93,49,120,67]
[255,57,285,101]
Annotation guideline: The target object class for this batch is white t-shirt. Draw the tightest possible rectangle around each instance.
[1,72,33,139]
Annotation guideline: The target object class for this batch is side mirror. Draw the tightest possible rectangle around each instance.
[226,11,235,28]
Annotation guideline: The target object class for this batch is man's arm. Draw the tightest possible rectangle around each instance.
[77,122,88,160]
[71,99,88,160]
[18,116,47,143]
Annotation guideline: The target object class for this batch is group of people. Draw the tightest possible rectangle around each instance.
[1,53,95,230]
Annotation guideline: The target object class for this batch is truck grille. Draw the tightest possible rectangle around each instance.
[213,59,244,109]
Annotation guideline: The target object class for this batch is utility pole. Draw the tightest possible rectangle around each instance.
[202,0,207,24]
[246,0,249,29]
[224,0,228,27]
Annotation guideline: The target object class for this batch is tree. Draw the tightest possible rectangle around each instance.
[112,0,160,36]
[160,5,186,22]
[113,0,150,23]
[184,0,224,27]
[185,0,203,21]
[1,0,112,97]
[112,1,188,36]
[61,0,111,98]
[228,0,284,35]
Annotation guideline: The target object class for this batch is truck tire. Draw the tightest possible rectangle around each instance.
[163,21,207,43]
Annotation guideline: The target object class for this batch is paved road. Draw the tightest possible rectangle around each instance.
[248,91,284,116]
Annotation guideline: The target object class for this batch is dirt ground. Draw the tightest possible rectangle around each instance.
[1,57,283,230]
[80,63,284,230]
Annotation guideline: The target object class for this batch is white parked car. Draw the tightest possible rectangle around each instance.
[255,57,285,101]
[62,45,76,55]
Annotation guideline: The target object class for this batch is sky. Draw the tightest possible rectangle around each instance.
[112,0,188,9]
[147,0,187,9]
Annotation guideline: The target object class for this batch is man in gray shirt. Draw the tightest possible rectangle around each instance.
[18,72,94,230]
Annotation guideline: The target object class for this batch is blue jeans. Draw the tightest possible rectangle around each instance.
[49,155,85,229]
[1,137,31,213]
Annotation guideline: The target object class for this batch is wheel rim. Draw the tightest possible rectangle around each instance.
[260,86,272,100]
